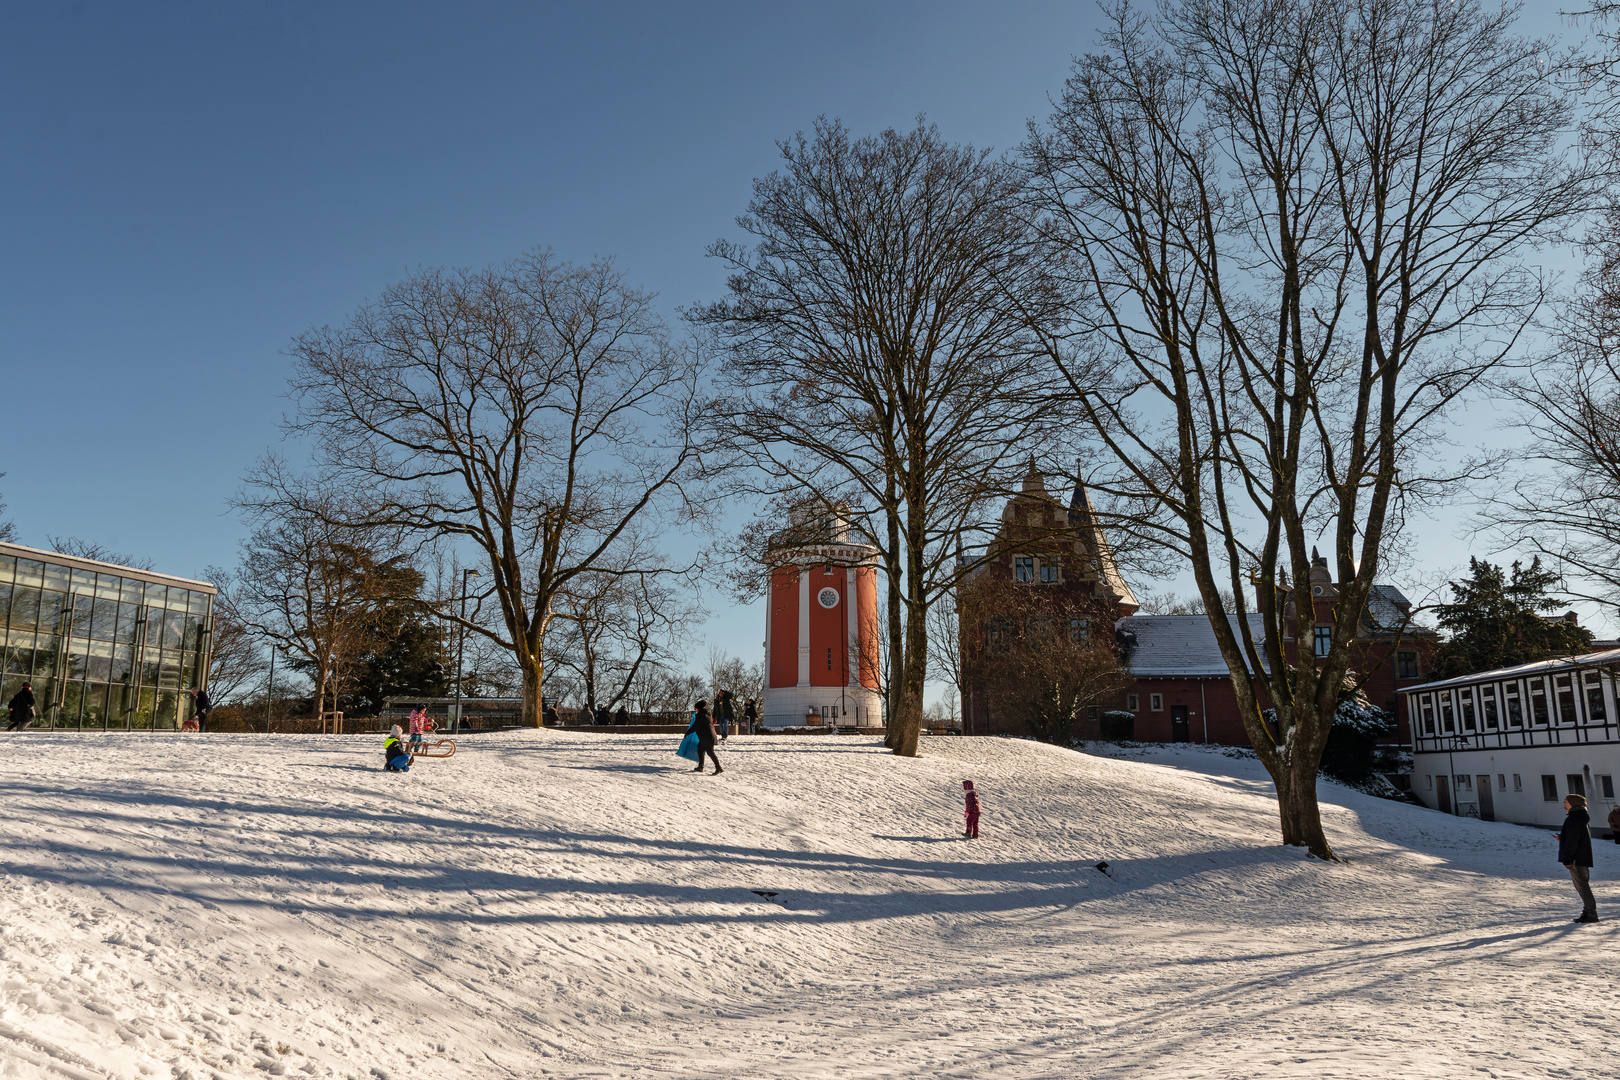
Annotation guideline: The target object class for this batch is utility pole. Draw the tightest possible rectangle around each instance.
[264,648,275,734]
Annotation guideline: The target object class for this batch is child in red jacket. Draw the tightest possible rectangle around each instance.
[963,780,981,839]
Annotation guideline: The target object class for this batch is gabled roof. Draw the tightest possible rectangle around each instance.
[1069,471,1138,613]
[1115,613,1269,677]
[1400,646,1620,694]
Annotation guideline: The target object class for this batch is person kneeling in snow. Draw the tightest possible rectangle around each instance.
[384,725,412,773]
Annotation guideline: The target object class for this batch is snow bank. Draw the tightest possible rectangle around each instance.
[0,731,1611,1079]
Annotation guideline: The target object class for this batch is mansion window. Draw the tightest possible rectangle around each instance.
[987,616,1014,656]
[1014,557,1035,583]
[1313,626,1331,657]
[1041,560,1062,584]
[1069,617,1090,644]
[1397,651,1420,679]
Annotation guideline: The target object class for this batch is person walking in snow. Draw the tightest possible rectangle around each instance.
[689,700,722,775]
[1558,793,1598,923]
[384,725,412,773]
[1608,803,1620,846]
[6,683,35,731]
[962,780,981,839]
[188,688,212,732]
[714,689,734,741]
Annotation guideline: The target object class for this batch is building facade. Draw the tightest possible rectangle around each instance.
[761,509,882,728]
[1401,648,1620,830]
[0,542,215,730]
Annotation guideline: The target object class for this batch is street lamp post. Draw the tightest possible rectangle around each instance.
[453,568,479,735]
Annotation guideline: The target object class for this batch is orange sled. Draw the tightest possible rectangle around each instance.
[410,738,457,759]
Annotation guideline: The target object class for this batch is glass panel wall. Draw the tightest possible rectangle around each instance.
[0,546,213,730]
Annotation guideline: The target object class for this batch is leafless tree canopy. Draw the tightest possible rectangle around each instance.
[546,569,701,711]
[198,565,268,705]
[695,118,1070,757]
[251,249,702,727]
[1025,0,1594,856]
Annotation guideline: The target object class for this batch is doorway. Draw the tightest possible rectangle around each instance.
[1436,774,1451,814]
[1171,705,1190,743]
[1476,775,1495,822]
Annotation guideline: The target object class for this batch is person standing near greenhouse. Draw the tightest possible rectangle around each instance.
[189,688,212,733]
[6,683,35,731]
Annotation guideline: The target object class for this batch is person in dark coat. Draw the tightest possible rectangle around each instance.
[594,704,610,726]
[189,688,212,732]
[1608,803,1620,846]
[714,690,734,741]
[6,683,35,731]
[543,705,560,727]
[689,700,722,774]
[743,698,758,735]
[1558,793,1598,923]
[614,705,630,725]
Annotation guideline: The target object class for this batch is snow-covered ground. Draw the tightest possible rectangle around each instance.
[0,731,1614,1080]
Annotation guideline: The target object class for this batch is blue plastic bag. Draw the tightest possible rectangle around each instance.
[676,731,701,762]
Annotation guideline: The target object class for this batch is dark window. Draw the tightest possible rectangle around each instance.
[1567,774,1585,798]
[1482,687,1498,729]
[1542,775,1559,801]
[1421,699,1435,735]
[1460,690,1475,731]
[1601,775,1615,799]
[1069,617,1090,644]
[987,616,1013,656]
[1556,676,1578,724]
[1584,673,1606,722]
[1531,684,1549,725]
[1040,560,1061,584]
[1506,688,1523,727]
[1397,651,1420,679]
[1014,557,1034,583]
[1440,692,1455,733]
[827,647,833,671]
[1313,626,1331,657]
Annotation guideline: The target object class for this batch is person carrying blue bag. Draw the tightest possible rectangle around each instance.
[676,700,722,774]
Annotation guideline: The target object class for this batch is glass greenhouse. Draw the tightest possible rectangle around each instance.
[0,542,215,730]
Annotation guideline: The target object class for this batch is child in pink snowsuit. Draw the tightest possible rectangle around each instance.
[408,708,432,751]
[963,780,981,839]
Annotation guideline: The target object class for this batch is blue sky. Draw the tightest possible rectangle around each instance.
[0,1,1603,689]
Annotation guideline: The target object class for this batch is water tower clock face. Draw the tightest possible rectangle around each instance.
[817,587,840,609]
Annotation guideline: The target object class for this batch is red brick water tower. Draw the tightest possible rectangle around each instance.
[762,508,882,728]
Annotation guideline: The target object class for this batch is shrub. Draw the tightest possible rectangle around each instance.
[1098,710,1135,741]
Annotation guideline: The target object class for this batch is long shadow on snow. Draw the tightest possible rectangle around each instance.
[0,780,1307,928]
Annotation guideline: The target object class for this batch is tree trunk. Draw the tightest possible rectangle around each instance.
[1271,752,1334,860]
[519,650,544,728]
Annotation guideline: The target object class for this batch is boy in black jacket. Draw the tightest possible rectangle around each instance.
[1558,793,1598,924]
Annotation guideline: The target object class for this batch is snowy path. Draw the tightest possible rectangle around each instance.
[0,732,1614,1079]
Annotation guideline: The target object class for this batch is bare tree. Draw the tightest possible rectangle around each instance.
[547,568,701,711]
[252,249,702,728]
[198,565,268,705]
[1024,0,1593,856]
[46,536,155,571]
[232,508,400,720]
[695,118,1069,756]
[0,475,16,544]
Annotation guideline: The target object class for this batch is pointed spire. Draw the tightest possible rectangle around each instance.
[1020,457,1048,497]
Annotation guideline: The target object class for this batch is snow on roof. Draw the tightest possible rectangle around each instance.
[1365,585,1413,633]
[1116,613,1269,677]
[1401,646,1620,694]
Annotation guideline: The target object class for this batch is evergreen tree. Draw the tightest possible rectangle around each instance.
[1432,558,1592,679]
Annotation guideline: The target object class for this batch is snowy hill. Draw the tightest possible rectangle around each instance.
[0,731,1612,1080]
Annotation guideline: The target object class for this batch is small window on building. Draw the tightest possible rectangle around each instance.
[1425,774,1433,790]
[827,647,834,671]
[1506,686,1523,727]
[1069,617,1090,644]
[1086,705,1099,720]
[1126,692,1139,711]
[1513,773,1522,792]
[1150,693,1164,712]
[1599,774,1615,799]
[1584,671,1606,722]
[1421,698,1435,735]
[1460,689,1475,731]
[1497,773,1506,791]
[1542,775,1559,801]
[1455,774,1472,791]
[1556,675,1578,725]
[1313,626,1331,657]
[1567,773,1585,798]
[1531,682,1550,725]
[1482,686,1498,729]
[1014,557,1035,583]
[1397,651,1420,679]
[1440,691,1455,733]
[1040,560,1061,584]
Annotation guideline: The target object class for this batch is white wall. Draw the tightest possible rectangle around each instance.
[1412,745,1620,831]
